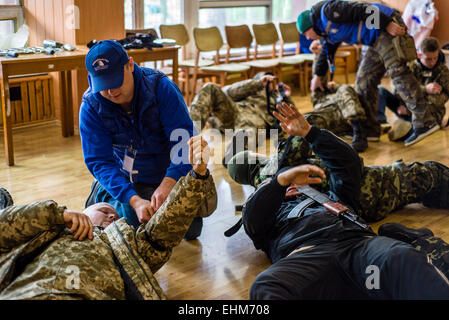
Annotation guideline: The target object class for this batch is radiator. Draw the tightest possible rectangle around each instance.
[1,75,55,127]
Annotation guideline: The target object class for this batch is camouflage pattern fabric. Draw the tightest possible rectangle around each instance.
[0,173,217,300]
[356,12,435,131]
[359,160,449,222]
[229,134,449,223]
[189,80,285,133]
[189,82,239,130]
[308,84,365,136]
[408,57,449,125]
[412,236,449,281]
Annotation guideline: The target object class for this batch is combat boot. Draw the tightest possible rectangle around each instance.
[350,120,368,153]
[378,222,434,244]
[222,130,249,169]
[0,187,13,210]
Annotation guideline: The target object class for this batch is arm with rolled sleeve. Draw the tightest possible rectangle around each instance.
[79,100,137,204]
[156,77,195,182]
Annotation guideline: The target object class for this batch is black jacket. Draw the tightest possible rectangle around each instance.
[242,127,375,263]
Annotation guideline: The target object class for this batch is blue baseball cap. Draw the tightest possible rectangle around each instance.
[85,40,130,93]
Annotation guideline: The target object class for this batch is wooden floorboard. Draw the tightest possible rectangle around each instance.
[1,73,449,300]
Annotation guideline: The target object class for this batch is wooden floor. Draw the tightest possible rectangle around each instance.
[1,73,449,300]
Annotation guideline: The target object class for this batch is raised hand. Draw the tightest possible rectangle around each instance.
[273,102,312,137]
[189,135,211,176]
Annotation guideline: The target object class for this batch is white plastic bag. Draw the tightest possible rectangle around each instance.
[0,24,29,49]
[402,0,438,48]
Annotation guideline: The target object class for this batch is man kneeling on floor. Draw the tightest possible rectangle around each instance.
[378,36,449,143]
[0,136,217,300]
[233,104,449,299]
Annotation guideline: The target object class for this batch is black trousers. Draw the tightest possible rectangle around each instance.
[251,236,449,300]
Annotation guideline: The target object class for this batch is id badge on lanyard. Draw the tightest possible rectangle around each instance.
[123,147,138,183]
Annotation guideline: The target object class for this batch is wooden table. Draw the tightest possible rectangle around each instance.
[0,45,179,166]
[0,50,88,166]
[127,46,179,87]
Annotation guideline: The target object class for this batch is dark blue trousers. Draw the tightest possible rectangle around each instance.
[251,236,449,300]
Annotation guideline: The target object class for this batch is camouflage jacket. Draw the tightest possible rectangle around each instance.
[223,79,294,129]
[0,172,217,300]
[407,52,449,108]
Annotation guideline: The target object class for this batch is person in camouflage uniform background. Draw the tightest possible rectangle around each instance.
[306,40,372,152]
[356,12,439,147]
[227,113,449,280]
[298,1,440,148]
[189,73,294,148]
[227,117,449,223]
[0,136,217,300]
[378,37,449,141]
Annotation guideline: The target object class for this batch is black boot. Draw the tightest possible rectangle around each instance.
[0,188,13,210]
[184,217,203,241]
[378,222,434,244]
[350,120,368,153]
[222,130,249,169]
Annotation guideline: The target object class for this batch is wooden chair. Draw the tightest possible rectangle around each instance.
[252,23,307,95]
[335,50,351,84]
[191,26,250,104]
[159,24,214,104]
[225,24,279,78]
[278,22,315,95]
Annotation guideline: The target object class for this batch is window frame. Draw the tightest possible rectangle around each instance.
[199,0,272,21]
[128,0,273,29]
[0,17,17,33]
[0,2,23,37]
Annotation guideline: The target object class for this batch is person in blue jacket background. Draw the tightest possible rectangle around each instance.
[297,0,440,149]
[79,40,202,240]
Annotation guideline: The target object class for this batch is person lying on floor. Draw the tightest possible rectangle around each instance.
[228,103,449,299]
[0,136,217,300]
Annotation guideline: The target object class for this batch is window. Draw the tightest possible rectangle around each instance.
[272,0,292,24]
[144,0,182,28]
[124,0,182,31]
[0,0,20,4]
[199,1,270,34]
[0,0,22,38]
[124,0,133,30]
[0,18,16,35]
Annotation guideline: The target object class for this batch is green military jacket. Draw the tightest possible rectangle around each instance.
[409,53,449,109]
[0,172,217,300]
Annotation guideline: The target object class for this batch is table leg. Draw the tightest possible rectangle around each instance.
[173,51,179,87]
[1,75,14,166]
[59,71,74,138]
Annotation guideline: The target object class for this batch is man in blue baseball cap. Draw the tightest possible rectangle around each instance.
[79,40,203,240]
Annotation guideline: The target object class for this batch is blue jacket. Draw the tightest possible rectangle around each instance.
[79,64,195,204]
[316,1,395,46]
[311,0,396,76]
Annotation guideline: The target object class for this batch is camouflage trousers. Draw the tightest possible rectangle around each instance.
[307,84,365,135]
[356,13,435,131]
[412,236,449,281]
[189,82,239,131]
[227,136,449,223]
[189,82,276,148]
